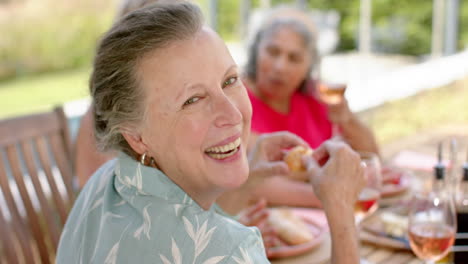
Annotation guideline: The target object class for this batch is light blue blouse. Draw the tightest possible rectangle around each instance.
[57,152,269,264]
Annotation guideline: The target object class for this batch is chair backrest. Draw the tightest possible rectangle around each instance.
[0,107,76,264]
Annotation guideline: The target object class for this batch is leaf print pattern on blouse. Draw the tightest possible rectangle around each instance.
[174,204,182,217]
[159,238,182,264]
[202,256,226,264]
[232,247,254,264]
[183,216,217,260]
[133,204,152,240]
[102,222,131,264]
[104,242,119,264]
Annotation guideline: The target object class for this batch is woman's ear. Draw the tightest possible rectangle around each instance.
[121,128,147,155]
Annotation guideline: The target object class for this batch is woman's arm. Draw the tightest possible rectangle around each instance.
[327,99,379,154]
[251,176,322,208]
[339,113,379,154]
[74,106,115,188]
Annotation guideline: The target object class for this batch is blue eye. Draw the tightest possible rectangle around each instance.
[183,96,200,106]
[223,76,238,88]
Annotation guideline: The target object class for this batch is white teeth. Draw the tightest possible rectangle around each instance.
[205,137,241,154]
[208,149,239,160]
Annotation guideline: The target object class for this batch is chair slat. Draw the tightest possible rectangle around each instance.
[0,151,36,262]
[21,140,61,249]
[50,133,75,206]
[6,145,51,264]
[54,107,72,163]
[0,106,76,263]
[0,113,60,147]
[34,136,68,224]
[0,206,19,263]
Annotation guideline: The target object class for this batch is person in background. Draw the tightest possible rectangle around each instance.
[243,7,379,208]
[57,2,364,263]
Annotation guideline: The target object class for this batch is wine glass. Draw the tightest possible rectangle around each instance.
[316,81,347,105]
[354,152,382,224]
[316,81,347,136]
[408,192,456,264]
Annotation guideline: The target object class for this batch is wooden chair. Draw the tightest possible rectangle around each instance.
[0,107,77,263]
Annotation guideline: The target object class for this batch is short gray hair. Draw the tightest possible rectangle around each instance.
[245,18,319,93]
[90,1,203,157]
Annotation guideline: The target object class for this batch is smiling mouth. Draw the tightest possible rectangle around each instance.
[205,137,241,160]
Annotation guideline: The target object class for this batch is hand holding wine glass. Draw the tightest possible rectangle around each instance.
[408,192,456,264]
[316,81,351,136]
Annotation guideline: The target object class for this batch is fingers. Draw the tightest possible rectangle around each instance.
[302,155,320,177]
[253,161,289,178]
[258,131,309,161]
[313,140,352,163]
[237,199,268,226]
[267,131,309,149]
[310,143,330,167]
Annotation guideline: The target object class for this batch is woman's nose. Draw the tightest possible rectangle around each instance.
[272,55,287,72]
[213,94,242,127]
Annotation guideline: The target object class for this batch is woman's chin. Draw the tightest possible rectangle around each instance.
[216,163,249,190]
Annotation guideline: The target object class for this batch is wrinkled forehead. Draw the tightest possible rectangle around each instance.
[133,26,234,105]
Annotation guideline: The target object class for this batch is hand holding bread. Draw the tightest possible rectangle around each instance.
[283,146,313,172]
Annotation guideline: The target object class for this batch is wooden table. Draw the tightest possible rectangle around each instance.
[360,242,421,264]
[271,231,421,264]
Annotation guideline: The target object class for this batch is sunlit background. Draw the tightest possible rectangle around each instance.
[1,0,467,148]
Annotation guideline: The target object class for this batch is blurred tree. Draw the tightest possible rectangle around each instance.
[216,0,468,56]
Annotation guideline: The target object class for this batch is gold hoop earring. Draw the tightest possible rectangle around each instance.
[140,152,147,165]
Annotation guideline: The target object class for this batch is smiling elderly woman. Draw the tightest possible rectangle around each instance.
[57,2,364,263]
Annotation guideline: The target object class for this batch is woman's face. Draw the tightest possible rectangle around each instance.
[255,26,311,100]
[133,27,252,208]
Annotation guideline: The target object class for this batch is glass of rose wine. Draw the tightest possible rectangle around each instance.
[316,81,347,136]
[355,152,382,224]
[408,192,456,264]
[316,81,347,105]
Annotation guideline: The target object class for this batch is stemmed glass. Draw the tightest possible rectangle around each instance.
[354,152,382,224]
[316,81,347,136]
[408,192,456,264]
[316,81,347,105]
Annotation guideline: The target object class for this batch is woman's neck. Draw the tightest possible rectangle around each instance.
[246,79,292,114]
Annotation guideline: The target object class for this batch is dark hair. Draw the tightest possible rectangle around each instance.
[90,1,203,157]
[245,18,319,93]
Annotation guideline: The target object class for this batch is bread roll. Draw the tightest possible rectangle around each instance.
[268,208,314,245]
[283,146,313,172]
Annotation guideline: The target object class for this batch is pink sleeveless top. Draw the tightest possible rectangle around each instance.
[247,87,332,148]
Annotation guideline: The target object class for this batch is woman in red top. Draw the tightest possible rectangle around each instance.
[243,8,379,207]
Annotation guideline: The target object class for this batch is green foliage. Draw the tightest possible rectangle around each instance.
[305,0,467,55]
[214,0,468,56]
[0,0,115,81]
[217,0,240,40]
[0,68,90,118]
[461,1,468,49]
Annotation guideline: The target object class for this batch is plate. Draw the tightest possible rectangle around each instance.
[381,167,411,198]
[360,205,411,250]
[268,208,328,259]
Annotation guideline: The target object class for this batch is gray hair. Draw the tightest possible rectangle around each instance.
[90,1,203,157]
[245,18,319,93]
